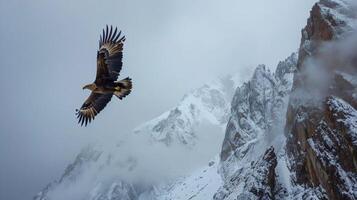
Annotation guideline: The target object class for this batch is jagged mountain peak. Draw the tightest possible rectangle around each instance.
[275,52,298,80]
[216,52,298,200]
[133,74,241,146]
[285,0,357,199]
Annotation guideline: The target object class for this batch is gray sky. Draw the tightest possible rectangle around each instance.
[0,0,316,199]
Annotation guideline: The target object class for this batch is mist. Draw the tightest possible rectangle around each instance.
[291,30,357,108]
[45,121,223,200]
[0,0,316,199]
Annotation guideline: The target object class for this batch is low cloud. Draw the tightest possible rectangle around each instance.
[291,30,357,107]
[46,120,223,200]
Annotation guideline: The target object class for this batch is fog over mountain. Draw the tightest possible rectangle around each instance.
[0,0,317,200]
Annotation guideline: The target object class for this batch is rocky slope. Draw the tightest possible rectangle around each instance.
[215,147,278,200]
[285,0,357,199]
[214,53,298,200]
[216,1,357,200]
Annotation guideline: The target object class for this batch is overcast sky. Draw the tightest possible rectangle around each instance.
[0,0,316,199]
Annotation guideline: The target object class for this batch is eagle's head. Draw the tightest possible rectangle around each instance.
[83,83,96,91]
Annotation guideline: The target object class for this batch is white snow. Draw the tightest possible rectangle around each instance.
[133,74,238,146]
[328,96,357,145]
[153,157,222,200]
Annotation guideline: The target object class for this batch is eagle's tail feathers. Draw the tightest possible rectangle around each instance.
[114,77,132,99]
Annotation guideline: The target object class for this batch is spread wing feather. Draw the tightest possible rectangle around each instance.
[95,25,125,84]
[76,25,127,126]
[76,93,113,126]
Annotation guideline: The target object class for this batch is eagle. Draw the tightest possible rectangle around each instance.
[76,25,132,126]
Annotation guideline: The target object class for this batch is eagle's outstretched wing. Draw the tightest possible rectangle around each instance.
[95,25,125,85]
[76,93,113,126]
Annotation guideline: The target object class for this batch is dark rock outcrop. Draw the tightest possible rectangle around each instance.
[217,1,357,199]
[285,0,357,199]
[214,147,278,200]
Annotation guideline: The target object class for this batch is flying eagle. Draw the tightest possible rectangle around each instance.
[76,25,132,126]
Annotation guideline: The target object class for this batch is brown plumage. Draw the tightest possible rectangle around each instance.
[76,25,132,126]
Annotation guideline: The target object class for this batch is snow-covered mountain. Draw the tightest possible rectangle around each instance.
[146,52,298,200]
[35,54,298,199]
[133,74,241,146]
[215,0,357,199]
[34,75,241,200]
[35,1,357,199]
[214,53,298,200]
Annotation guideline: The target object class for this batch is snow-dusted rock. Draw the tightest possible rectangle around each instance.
[285,0,357,199]
[219,53,297,180]
[214,147,277,200]
[215,53,297,199]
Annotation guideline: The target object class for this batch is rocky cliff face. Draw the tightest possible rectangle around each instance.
[285,0,357,199]
[220,55,297,170]
[215,147,278,200]
[215,53,298,199]
[216,1,357,199]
